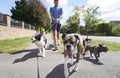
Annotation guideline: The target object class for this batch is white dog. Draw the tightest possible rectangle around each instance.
[32,33,47,58]
[62,33,84,78]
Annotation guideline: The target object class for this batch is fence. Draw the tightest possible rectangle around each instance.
[0,13,35,30]
[0,14,7,26]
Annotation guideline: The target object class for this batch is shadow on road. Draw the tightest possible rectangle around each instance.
[12,43,56,63]
[11,48,38,54]
[13,49,38,63]
[46,64,65,78]
[83,57,103,65]
[46,44,55,50]
[46,62,77,78]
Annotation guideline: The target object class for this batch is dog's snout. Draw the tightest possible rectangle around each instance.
[66,45,71,50]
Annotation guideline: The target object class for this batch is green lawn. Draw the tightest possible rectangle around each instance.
[1,35,119,54]
[0,37,31,54]
[91,39,120,51]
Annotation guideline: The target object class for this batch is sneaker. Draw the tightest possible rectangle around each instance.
[53,46,58,51]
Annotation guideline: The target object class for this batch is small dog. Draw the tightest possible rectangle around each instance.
[83,43,108,61]
[62,33,84,78]
[31,33,47,58]
[83,38,92,48]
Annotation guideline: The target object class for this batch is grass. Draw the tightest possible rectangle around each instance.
[57,35,120,52]
[2,34,117,54]
[91,40,120,51]
[0,37,31,54]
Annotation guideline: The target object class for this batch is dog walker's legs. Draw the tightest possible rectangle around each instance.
[64,56,69,78]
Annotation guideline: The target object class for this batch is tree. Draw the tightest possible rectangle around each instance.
[96,22,114,36]
[73,6,101,36]
[11,0,51,31]
[83,6,100,37]
[11,0,28,21]
[62,7,80,33]
[112,25,120,36]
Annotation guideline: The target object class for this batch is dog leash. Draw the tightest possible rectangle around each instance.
[37,53,40,78]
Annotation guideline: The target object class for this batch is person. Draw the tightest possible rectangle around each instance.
[49,0,63,50]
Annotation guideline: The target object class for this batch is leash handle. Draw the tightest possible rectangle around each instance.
[55,22,58,27]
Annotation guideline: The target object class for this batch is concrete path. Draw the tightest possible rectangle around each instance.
[0,34,120,78]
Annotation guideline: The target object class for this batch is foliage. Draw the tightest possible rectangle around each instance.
[112,25,120,36]
[11,0,51,31]
[61,5,119,36]
[11,0,28,21]
[96,22,114,36]
[79,26,86,34]
[61,7,80,33]
[58,35,120,53]
[92,39,120,51]
[62,6,102,34]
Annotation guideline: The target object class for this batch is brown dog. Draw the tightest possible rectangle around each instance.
[62,33,84,78]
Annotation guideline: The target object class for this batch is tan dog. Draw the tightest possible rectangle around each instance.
[62,33,84,78]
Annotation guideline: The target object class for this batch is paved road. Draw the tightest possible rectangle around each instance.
[0,34,120,78]
[82,35,120,43]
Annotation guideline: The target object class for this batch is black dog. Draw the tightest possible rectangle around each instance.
[83,43,108,61]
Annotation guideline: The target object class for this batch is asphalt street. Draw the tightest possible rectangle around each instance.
[0,34,120,78]
[82,35,120,43]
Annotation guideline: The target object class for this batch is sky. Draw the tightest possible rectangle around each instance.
[0,0,120,25]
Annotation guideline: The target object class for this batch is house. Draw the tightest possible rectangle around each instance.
[111,21,120,26]
[0,12,4,22]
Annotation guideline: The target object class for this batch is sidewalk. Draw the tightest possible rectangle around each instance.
[0,33,64,78]
[0,34,120,78]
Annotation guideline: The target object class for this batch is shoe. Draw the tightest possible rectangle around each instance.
[53,46,58,51]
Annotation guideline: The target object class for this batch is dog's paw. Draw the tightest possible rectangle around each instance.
[74,67,79,72]
[38,53,42,56]
[80,55,83,60]
[42,55,45,58]
[73,68,78,72]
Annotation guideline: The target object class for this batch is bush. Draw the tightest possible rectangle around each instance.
[112,26,120,36]
[96,22,114,36]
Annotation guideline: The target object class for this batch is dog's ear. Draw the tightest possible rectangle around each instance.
[74,35,80,44]
[86,38,92,41]
[89,39,92,41]
[85,38,88,41]
[99,44,103,47]
[62,33,67,40]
